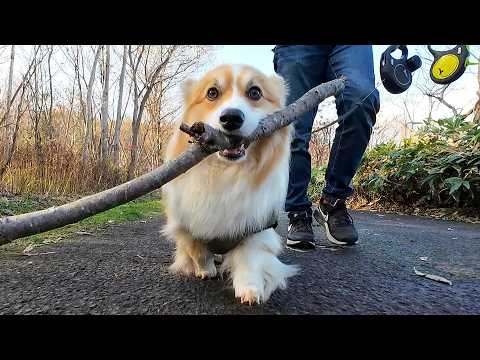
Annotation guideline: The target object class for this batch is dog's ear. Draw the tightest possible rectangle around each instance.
[181,78,198,105]
[269,74,289,107]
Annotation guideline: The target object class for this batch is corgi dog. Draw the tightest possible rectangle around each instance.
[162,64,299,305]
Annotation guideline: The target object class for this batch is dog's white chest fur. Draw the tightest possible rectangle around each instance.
[164,151,289,243]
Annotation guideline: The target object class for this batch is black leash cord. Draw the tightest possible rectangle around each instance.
[311,78,384,134]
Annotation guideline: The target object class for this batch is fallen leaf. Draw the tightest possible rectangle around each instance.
[75,231,93,236]
[26,251,56,256]
[162,297,181,307]
[22,243,56,257]
[414,267,452,286]
[316,245,342,251]
[22,244,35,255]
[286,246,313,253]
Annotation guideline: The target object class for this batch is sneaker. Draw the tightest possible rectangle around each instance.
[314,196,358,246]
[286,209,316,250]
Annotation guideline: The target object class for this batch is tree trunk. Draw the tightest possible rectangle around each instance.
[82,45,102,163]
[3,45,15,157]
[0,84,27,180]
[0,78,346,244]
[47,45,54,141]
[126,45,141,180]
[473,62,480,124]
[100,45,110,164]
[112,45,127,167]
[74,46,86,131]
[31,50,46,183]
[126,46,177,180]
[6,45,15,113]
[127,105,140,180]
[0,46,40,181]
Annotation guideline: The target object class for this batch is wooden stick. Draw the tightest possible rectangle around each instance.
[0,77,346,244]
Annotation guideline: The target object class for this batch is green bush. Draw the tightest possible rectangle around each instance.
[354,116,480,208]
[307,165,327,203]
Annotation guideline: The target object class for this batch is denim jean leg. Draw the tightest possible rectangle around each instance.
[323,45,381,200]
[273,46,329,212]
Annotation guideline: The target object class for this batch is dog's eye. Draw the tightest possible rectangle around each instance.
[206,87,219,101]
[247,86,262,101]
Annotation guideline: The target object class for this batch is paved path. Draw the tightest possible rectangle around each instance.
[1,211,479,314]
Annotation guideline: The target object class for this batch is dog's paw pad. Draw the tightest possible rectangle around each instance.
[236,288,261,305]
[169,260,195,276]
[195,268,218,280]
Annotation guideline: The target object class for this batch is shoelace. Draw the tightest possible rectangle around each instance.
[329,204,354,227]
[289,213,312,232]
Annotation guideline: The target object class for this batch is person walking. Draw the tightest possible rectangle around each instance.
[273,45,380,249]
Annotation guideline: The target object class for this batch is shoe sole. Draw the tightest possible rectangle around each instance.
[313,208,355,246]
[286,239,316,251]
[286,238,315,246]
[285,245,312,252]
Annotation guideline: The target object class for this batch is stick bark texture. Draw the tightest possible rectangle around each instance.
[0,77,345,244]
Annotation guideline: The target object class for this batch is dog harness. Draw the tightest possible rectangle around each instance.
[195,212,279,255]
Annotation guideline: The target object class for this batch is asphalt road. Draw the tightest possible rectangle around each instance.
[1,210,479,314]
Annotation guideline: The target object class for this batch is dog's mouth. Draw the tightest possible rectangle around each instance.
[219,144,246,161]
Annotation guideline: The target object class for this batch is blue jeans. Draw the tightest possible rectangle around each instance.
[273,45,380,213]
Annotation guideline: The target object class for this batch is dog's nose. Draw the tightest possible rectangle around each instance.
[219,108,244,131]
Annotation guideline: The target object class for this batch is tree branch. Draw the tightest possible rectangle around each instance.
[0,77,346,244]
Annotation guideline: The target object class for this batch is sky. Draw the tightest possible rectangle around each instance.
[1,45,478,142]
[212,45,479,135]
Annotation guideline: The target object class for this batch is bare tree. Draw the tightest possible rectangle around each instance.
[0,83,28,180]
[424,84,461,118]
[27,46,48,182]
[112,45,128,167]
[99,45,110,164]
[74,46,87,140]
[415,45,479,121]
[81,45,102,163]
[2,45,15,156]
[0,46,42,180]
[47,45,54,141]
[126,45,213,178]
[0,44,213,196]
[467,58,480,123]
[62,45,87,133]
[127,45,177,179]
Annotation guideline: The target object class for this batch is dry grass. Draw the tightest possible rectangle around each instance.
[348,194,480,224]
[0,109,174,196]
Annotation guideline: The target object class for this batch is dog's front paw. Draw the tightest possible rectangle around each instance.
[169,256,195,276]
[235,286,262,305]
[194,262,218,280]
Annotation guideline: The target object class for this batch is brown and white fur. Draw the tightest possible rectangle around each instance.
[162,64,299,305]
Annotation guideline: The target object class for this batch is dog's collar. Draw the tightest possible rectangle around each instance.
[196,213,279,255]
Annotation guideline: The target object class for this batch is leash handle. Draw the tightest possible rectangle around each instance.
[428,45,470,85]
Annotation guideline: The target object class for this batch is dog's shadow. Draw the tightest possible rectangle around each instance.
[163,236,361,314]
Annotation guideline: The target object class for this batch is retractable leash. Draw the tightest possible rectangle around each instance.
[312,45,422,134]
[311,81,383,134]
[428,45,478,85]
